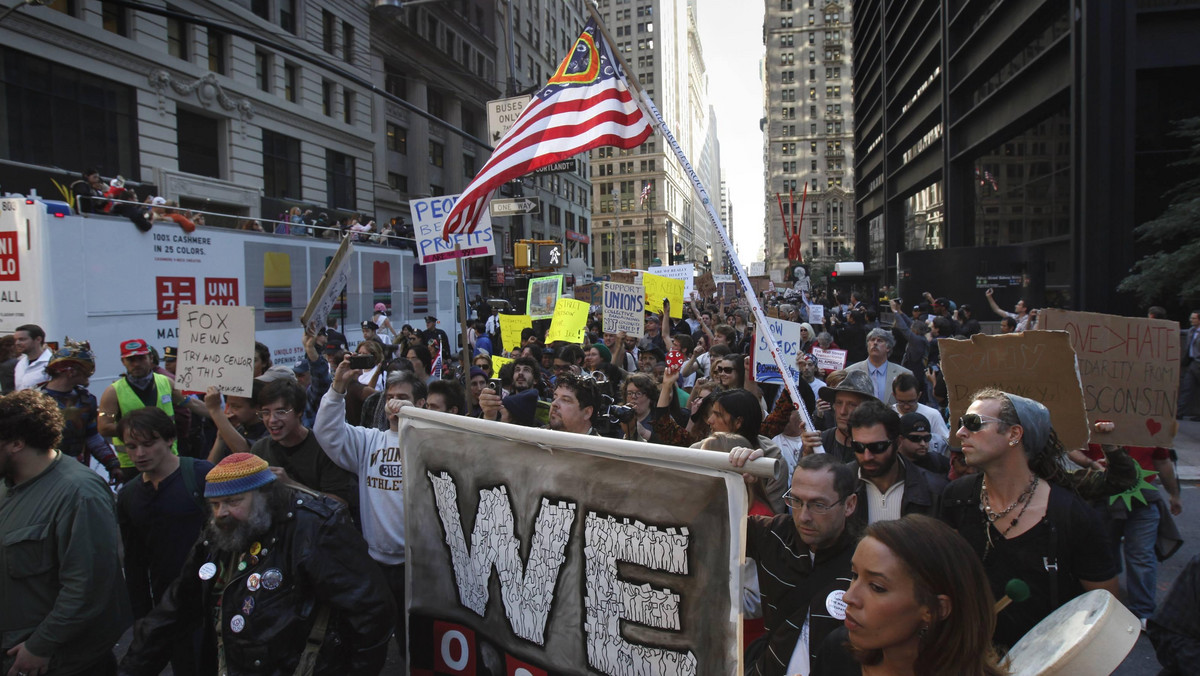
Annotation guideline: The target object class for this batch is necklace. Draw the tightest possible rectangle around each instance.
[981,474,1040,554]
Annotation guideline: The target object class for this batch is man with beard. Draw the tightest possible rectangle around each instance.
[509,355,542,394]
[0,390,132,676]
[548,374,600,435]
[800,371,879,463]
[119,453,394,676]
[844,401,944,528]
[99,339,188,482]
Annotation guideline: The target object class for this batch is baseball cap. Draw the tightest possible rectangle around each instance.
[899,412,931,436]
[151,196,167,206]
[120,338,151,358]
[374,302,387,312]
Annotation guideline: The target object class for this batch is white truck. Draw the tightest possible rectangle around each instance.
[0,197,461,388]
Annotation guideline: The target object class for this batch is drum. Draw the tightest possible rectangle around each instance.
[1004,589,1139,676]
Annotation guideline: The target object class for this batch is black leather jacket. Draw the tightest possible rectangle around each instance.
[120,487,395,676]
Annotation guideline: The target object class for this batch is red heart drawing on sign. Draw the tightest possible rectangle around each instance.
[1146,419,1162,436]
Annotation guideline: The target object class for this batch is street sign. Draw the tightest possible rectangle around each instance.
[530,159,578,176]
[486,95,531,144]
[490,197,541,216]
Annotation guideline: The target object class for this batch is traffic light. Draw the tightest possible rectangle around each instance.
[537,242,563,267]
[514,242,531,268]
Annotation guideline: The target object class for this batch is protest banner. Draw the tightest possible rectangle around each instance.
[602,282,645,338]
[399,408,756,676]
[492,354,513,374]
[695,272,716,300]
[807,303,825,325]
[1038,309,1181,446]
[811,346,847,372]
[498,314,532,354]
[642,272,684,318]
[527,275,562,320]
[648,263,695,298]
[940,331,1090,450]
[299,235,353,334]
[175,304,256,396]
[410,195,496,265]
[546,298,589,344]
[753,317,803,384]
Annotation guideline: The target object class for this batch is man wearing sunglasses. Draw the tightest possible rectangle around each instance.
[896,412,950,477]
[845,401,945,528]
[939,388,1117,649]
[801,370,879,462]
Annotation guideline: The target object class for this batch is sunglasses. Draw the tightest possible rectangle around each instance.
[958,413,1005,432]
[904,434,931,443]
[715,366,736,374]
[850,440,893,455]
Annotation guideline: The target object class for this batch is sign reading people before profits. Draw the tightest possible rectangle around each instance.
[1038,309,1180,447]
[399,407,754,675]
[939,331,1090,451]
[175,304,256,397]
[602,282,645,338]
[753,317,803,385]
[499,314,533,354]
[546,298,589,344]
[642,272,684,319]
[648,263,695,298]
[526,275,563,320]
[410,195,496,265]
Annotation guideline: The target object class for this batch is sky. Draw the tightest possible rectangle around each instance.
[694,0,766,263]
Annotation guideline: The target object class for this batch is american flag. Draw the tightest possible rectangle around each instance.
[638,182,652,208]
[442,19,653,239]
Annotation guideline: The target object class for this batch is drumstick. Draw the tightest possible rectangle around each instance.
[994,578,1031,613]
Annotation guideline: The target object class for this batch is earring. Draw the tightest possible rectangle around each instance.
[918,624,929,639]
[1009,440,1017,446]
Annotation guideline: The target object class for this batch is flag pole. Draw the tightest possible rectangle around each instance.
[585,3,823,451]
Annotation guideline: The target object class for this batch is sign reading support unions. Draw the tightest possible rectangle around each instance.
[175,304,256,396]
[1038,309,1181,447]
[399,409,748,675]
[753,317,803,384]
[410,195,496,265]
[602,282,645,338]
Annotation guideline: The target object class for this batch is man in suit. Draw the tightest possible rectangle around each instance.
[1180,310,1200,420]
[845,328,912,406]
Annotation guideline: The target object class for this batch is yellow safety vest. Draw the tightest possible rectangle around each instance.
[112,374,177,467]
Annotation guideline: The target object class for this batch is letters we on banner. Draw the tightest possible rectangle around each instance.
[1038,309,1180,446]
[175,304,256,396]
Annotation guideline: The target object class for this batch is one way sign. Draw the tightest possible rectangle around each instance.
[490,197,541,216]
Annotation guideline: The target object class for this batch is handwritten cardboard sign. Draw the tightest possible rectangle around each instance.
[492,355,513,375]
[175,304,256,396]
[1038,309,1180,447]
[527,275,562,320]
[753,317,803,385]
[602,282,645,338]
[642,272,684,318]
[546,298,589,344]
[608,270,638,285]
[410,195,496,265]
[940,331,1089,451]
[300,235,353,334]
[695,271,716,300]
[498,314,532,354]
[573,283,600,305]
[811,346,847,372]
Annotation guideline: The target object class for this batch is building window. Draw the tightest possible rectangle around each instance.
[430,184,444,197]
[322,10,336,54]
[167,15,188,60]
[255,51,272,92]
[326,149,355,209]
[322,80,334,116]
[464,154,476,178]
[252,0,268,20]
[279,0,296,34]
[385,65,407,100]
[386,123,407,153]
[388,172,408,192]
[342,89,354,124]
[101,2,128,36]
[177,109,220,178]
[342,22,355,64]
[429,140,444,167]
[283,63,298,102]
[262,130,301,199]
[427,89,444,119]
[207,30,227,75]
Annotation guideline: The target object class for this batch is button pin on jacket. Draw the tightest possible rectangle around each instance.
[198,562,217,580]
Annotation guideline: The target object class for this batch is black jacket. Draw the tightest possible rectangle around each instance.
[120,488,395,676]
[847,455,946,530]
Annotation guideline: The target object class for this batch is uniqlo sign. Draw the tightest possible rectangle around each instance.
[205,277,239,305]
[156,276,196,320]
[0,232,19,281]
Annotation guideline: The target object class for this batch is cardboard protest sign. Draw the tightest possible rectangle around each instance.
[642,272,684,318]
[175,304,256,396]
[527,275,562,320]
[648,263,695,298]
[695,272,716,300]
[940,332,1089,450]
[753,317,803,384]
[410,195,496,265]
[608,270,638,285]
[498,314,532,354]
[1038,309,1181,446]
[573,282,601,305]
[400,410,747,675]
[748,276,772,296]
[300,235,353,334]
[602,282,645,338]
[546,298,589,344]
[719,282,740,302]
[811,346,847,372]
[492,355,513,374]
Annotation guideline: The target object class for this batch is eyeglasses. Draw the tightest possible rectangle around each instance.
[904,434,932,443]
[715,366,736,374]
[850,440,893,455]
[958,413,1005,432]
[256,408,294,421]
[625,390,645,399]
[782,491,847,515]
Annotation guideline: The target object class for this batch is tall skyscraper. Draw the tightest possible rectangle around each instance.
[762,0,855,278]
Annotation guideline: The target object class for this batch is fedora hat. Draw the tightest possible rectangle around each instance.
[818,370,879,405]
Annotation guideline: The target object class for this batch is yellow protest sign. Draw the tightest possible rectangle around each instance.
[492,355,514,375]
[498,314,532,353]
[642,272,684,318]
[546,298,590,344]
